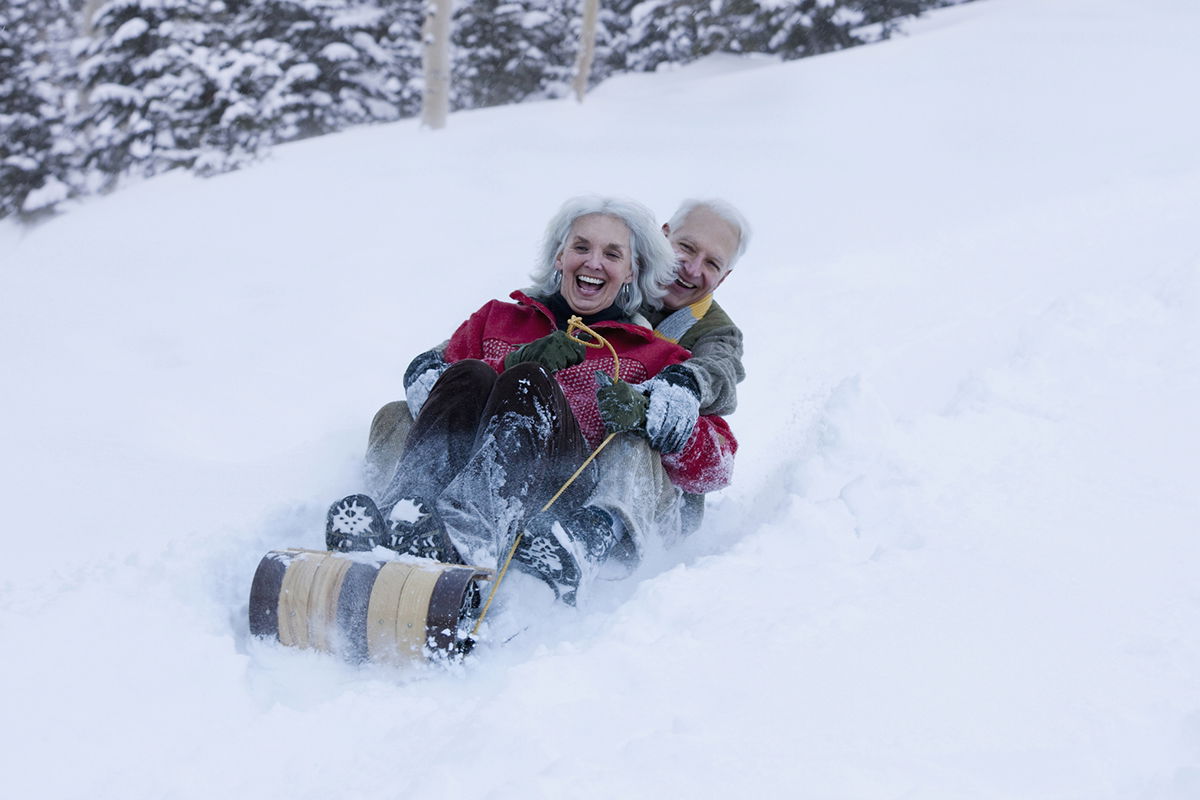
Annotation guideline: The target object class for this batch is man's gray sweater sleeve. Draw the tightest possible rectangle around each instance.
[681,323,744,416]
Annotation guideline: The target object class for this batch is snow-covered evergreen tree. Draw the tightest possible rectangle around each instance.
[625,0,944,71]
[229,0,417,141]
[751,0,864,59]
[199,0,423,171]
[1,0,76,218]
[625,0,728,73]
[71,0,221,188]
[64,0,424,191]
[856,0,941,40]
[451,0,575,110]
[379,0,426,117]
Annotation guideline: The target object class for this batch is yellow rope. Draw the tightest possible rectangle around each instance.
[564,314,620,381]
[470,317,620,636]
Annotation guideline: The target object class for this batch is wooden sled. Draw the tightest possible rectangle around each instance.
[248,549,492,664]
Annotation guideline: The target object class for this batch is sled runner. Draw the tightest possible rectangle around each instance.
[248,549,491,663]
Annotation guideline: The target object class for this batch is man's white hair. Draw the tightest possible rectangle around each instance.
[667,198,752,270]
[529,195,676,313]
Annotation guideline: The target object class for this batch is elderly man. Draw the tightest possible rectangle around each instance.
[635,199,749,532]
[636,198,748,436]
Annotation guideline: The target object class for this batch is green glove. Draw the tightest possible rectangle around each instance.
[504,330,587,373]
[595,371,648,435]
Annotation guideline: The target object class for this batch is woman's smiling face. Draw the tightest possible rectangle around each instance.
[555,213,634,315]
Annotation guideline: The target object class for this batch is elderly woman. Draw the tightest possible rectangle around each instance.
[327,196,737,604]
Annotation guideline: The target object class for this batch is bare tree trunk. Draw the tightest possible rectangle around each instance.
[422,0,453,129]
[572,0,600,103]
[82,0,105,36]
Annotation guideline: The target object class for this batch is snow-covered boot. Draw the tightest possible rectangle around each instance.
[382,495,461,564]
[514,506,619,606]
[325,494,386,552]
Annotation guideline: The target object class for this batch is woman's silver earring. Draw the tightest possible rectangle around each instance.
[619,283,632,306]
[552,270,563,289]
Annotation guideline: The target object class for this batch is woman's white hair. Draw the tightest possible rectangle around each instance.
[529,195,676,314]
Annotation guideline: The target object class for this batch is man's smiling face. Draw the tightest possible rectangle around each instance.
[662,206,739,310]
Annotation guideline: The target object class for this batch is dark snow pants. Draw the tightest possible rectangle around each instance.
[378,359,598,566]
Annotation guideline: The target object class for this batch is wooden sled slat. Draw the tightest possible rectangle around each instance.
[366,561,416,663]
[392,565,443,664]
[309,554,354,653]
[278,552,323,649]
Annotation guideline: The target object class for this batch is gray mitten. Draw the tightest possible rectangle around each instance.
[638,364,701,453]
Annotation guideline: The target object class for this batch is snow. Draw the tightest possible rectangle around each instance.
[2,0,1199,797]
[89,80,143,105]
[283,61,320,85]
[319,42,359,63]
[20,176,71,212]
[389,497,424,524]
[109,16,150,47]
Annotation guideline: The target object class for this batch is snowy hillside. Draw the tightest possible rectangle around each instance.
[3,0,1199,797]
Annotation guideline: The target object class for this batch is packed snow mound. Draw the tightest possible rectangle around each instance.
[3,0,1199,797]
